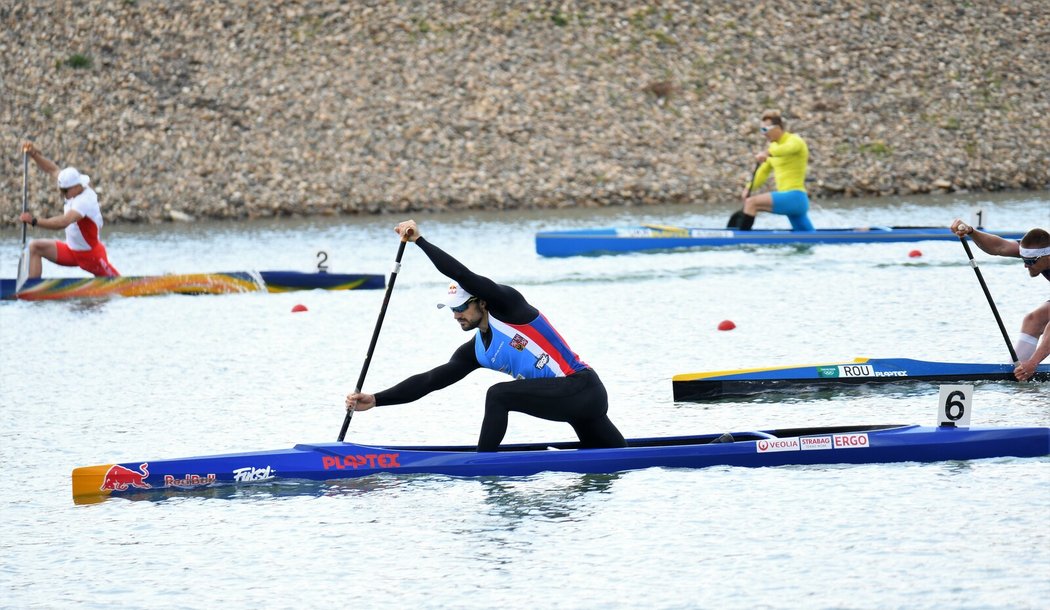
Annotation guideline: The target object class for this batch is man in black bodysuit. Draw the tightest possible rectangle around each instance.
[345,220,627,452]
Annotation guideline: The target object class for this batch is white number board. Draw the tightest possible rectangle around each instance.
[936,384,973,427]
[971,207,985,228]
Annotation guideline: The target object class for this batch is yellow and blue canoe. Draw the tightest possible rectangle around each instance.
[535,225,1027,257]
[672,357,1050,401]
[1,271,383,301]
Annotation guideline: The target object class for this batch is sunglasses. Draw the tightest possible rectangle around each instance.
[1022,255,1044,267]
[760,125,772,133]
[450,298,476,313]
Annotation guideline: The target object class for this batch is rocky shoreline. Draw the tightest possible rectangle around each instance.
[4,1,1049,225]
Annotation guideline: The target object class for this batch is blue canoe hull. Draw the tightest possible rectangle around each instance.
[1,271,384,301]
[72,424,1050,502]
[672,357,1050,401]
[535,226,1027,257]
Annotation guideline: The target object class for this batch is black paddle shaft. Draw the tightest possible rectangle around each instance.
[959,237,1019,364]
[21,150,28,245]
[338,239,408,441]
[727,162,762,229]
[745,161,760,199]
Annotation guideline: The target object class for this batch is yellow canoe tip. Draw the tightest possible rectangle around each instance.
[72,462,153,503]
[72,464,115,501]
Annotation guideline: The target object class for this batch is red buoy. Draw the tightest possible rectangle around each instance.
[908,249,923,258]
[717,320,736,331]
[291,304,308,313]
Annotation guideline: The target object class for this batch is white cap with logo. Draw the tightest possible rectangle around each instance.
[437,282,473,309]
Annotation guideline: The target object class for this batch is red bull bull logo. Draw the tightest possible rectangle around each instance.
[100,463,151,491]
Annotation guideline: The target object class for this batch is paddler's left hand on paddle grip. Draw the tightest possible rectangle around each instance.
[395,220,419,242]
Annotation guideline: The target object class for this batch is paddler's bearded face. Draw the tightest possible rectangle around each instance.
[1024,254,1049,278]
[452,298,486,331]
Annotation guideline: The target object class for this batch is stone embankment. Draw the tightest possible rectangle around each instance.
[3,1,1048,224]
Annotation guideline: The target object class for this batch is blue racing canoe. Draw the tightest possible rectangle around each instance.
[72,423,1050,502]
[1,271,384,301]
[672,357,1050,401]
[535,225,1027,257]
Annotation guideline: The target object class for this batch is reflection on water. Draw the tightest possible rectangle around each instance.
[84,471,623,512]
[676,378,1046,406]
[933,460,976,478]
[477,473,620,525]
[85,473,417,505]
[721,383,941,405]
[20,297,114,314]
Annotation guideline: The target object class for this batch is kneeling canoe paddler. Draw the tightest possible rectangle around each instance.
[952,219,1050,381]
[345,220,627,452]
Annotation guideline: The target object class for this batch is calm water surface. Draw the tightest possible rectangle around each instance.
[1,192,1048,609]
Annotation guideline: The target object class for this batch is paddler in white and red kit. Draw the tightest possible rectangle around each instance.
[18,141,120,278]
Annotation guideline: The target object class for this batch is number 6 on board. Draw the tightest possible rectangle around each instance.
[936,384,973,428]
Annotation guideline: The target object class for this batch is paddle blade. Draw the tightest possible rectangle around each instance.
[727,210,747,229]
[15,246,30,294]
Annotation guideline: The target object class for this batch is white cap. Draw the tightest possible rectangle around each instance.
[57,167,90,189]
[436,282,473,309]
[1019,245,1050,258]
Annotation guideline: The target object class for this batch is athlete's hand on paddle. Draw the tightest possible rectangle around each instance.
[1014,360,1039,382]
[395,220,419,242]
[951,219,975,237]
[345,392,376,413]
[18,212,33,225]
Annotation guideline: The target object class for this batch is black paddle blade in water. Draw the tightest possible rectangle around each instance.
[726,210,755,230]
[726,210,747,229]
[728,162,761,230]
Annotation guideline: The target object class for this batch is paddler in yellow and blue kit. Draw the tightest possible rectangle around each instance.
[733,109,815,231]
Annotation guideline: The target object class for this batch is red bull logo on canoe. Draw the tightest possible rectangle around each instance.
[322,453,400,470]
[163,474,218,488]
[101,463,151,491]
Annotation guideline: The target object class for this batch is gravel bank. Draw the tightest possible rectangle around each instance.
[3,0,1048,224]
